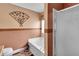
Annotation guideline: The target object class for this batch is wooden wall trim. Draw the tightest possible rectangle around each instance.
[0,28,41,31]
[48,3,53,56]
[45,29,52,33]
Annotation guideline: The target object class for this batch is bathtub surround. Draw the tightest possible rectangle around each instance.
[47,3,79,56]
[53,4,79,56]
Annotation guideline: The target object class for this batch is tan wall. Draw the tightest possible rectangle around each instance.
[0,29,40,50]
[0,3,40,50]
[0,3,40,28]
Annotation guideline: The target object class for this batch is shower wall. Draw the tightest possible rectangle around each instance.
[54,5,79,56]
[48,3,79,55]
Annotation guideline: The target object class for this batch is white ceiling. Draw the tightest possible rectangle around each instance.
[12,3,44,13]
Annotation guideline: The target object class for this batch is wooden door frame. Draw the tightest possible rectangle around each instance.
[45,3,64,56]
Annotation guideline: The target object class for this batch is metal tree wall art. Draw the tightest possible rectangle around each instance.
[9,11,30,27]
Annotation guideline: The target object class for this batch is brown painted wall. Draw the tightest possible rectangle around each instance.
[64,3,78,8]
[47,3,64,56]
[0,3,40,50]
[48,3,64,11]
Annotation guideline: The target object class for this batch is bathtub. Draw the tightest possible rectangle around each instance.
[28,37,44,56]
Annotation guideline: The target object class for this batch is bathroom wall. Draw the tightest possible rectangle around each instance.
[0,3,41,50]
[0,3,40,28]
[51,3,79,56]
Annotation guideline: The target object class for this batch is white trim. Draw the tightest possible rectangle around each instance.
[53,8,58,12]
[52,8,58,56]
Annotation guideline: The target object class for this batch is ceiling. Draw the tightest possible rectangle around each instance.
[12,3,44,13]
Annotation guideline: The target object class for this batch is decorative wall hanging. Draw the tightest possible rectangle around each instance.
[9,11,30,27]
